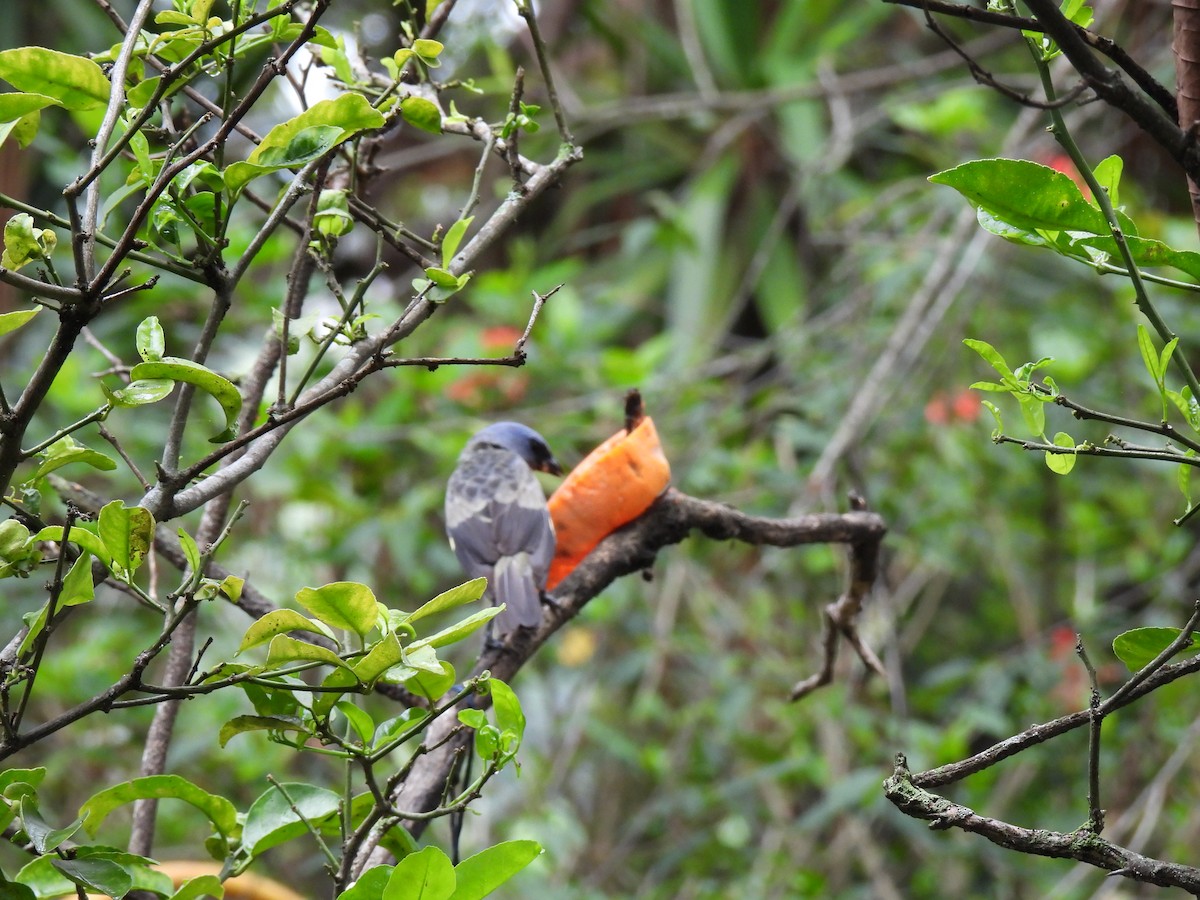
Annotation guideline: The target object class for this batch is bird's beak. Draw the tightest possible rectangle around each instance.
[540,457,564,477]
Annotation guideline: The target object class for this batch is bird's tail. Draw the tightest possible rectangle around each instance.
[492,553,543,636]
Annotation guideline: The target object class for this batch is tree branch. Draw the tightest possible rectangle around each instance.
[361,487,886,868]
[885,755,1200,892]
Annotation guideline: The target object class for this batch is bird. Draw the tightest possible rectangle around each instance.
[445,422,562,639]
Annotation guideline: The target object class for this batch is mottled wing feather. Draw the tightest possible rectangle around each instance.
[445,444,556,635]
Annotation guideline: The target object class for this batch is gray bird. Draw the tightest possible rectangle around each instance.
[445,422,562,639]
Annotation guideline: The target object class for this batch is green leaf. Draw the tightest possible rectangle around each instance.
[0,91,59,123]
[20,797,83,853]
[963,338,1017,384]
[383,845,455,900]
[335,700,376,745]
[97,500,154,576]
[0,306,40,337]
[80,775,239,844]
[0,110,40,150]
[1112,626,1198,672]
[373,707,432,748]
[1017,394,1044,437]
[265,634,355,672]
[931,159,1109,234]
[405,577,487,624]
[400,660,455,702]
[441,216,473,268]
[239,609,334,653]
[295,582,379,638]
[1044,432,1076,475]
[488,679,524,740]
[400,96,442,134]
[137,316,165,361]
[1092,154,1122,207]
[103,378,175,408]
[226,95,385,192]
[242,783,340,858]
[0,768,46,792]
[1178,457,1194,511]
[178,528,202,576]
[2,213,49,270]
[0,48,110,111]
[414,606,499,650]
[130,357,242,442]
[58,550,95,607]
[29,435,117,481]
[452,840,542,900]
[1075,233,1200,282]
[351,633,404,685]
[412,38,444,64]
[170,874,225,900]
[338,865,393,900]
[52,857,132,898]
[218,714,312,748]
[34,523,112,569]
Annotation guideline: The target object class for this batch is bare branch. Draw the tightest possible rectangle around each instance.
[885,755,1200,892]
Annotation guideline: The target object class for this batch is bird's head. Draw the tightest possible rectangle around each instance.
[468,421,563,475]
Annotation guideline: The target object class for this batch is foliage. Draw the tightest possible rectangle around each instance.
[3,0,1200,897]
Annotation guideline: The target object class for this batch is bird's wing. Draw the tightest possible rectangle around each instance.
[445,447,555,585]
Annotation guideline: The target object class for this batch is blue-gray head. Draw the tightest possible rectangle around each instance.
[466,421,563,475]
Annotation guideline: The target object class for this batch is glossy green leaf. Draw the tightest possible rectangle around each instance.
[335,700,376,744]
[1044,432,1076,475]
[400,96,442,134]
[102,377,175,408]
[383,845,455,900]
[2,213,47,270]
[80,775,239,843]
[452,840,542,900]
[170,874,225,900]
[265,633,355,672]
[97,500,154,575]
[130,357,242,442]
[414,605,499,650]
[34,523,112,569]
[1112,627,1198,672]
[373,707,432,747]
[405,577,487,624]
[351,633,403,685]
[1075,233,1200,282]
[295,581,379,638]
[338,865,393,900]
[218,714,312,748]
[441,216,473,268]
[0,305,39,337]
[240,609,334,653]
[28,435,116,480]
[931,159,1109,234]
[963,338,1017,384]
[20,797,83,853]
[1092,154,1122,207]
[243,783,340,857]
[488,679,524,740]
[226,94,384,192]
[401,660,455,702]
[0,768,46,793]
[0,48,110,111]
[137,316,165,361]
[1017,394,1045,437]
[51,857,131,898]
[412,38,444,63]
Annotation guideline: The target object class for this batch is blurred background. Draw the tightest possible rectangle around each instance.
[3,1,1200,897]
